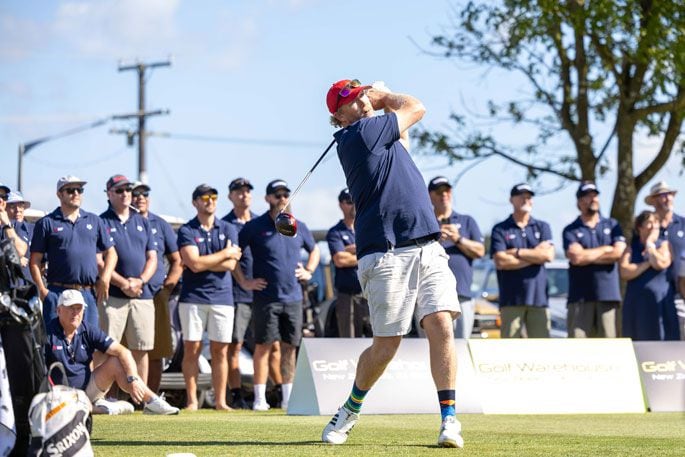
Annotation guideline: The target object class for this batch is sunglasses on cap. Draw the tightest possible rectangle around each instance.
[133,190,150,198]
[274,192,290,200]
[199,194,218,202]
[336,79,362,108]
[113,187,132,194]
[62,187,84,195]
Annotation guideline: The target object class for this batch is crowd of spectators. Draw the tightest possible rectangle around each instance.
[0,172,683,413]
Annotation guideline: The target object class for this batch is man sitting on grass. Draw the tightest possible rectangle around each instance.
[44,289,180,415]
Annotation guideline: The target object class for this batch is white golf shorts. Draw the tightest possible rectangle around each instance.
[357,241,461,336]
[178,303,235,343]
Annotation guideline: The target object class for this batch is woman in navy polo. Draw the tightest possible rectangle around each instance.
[620,211,678,340]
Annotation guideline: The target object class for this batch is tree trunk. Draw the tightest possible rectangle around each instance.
[610,115,637,238]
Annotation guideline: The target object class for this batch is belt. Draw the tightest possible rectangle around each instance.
[49,282,94,290]
[392,234,437,249]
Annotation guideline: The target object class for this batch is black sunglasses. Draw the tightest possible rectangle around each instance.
[0,194,8,201]
[62,187,84,195]
[274,192,290,200]
[114,187,132,194]
[133,190,150,198]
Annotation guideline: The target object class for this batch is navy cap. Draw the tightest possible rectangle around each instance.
[576,181,600,198]
[338,188,352,202]
[229,177,254,192]
[192,184,219,200]
[428,176,452,192]
[266,179,290,195]
[106,174,131,191]
[510,183,535,197]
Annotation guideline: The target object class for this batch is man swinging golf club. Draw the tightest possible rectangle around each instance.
[321,79,464,448]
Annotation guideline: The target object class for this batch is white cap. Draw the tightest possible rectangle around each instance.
[6,191,31,208]
[57,289,87,308]
[56,175,87,192]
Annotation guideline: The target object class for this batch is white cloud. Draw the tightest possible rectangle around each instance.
[0,14,44,59]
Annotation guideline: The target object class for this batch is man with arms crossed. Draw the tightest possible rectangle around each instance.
[322,80,463,447]
[177,184,242,410]
[563,182,625,337]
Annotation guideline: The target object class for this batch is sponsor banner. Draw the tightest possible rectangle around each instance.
[468,339,645,414]
[288,338,482,415]
[633,341,685,412]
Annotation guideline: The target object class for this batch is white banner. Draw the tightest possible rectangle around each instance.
[468,338,646,414]
[288,338,482,415]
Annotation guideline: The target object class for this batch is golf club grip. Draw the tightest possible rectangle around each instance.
[283,138,337,210]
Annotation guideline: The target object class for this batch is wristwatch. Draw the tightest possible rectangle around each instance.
[127,375,139,383]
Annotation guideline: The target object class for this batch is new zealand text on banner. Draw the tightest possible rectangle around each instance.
[288,338,482,415]
[633,341,685,412]
[468,338,645,414]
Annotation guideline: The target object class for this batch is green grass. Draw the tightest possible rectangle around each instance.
[91,410,685,456]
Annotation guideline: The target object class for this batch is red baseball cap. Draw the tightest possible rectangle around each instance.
[326,79,370,114]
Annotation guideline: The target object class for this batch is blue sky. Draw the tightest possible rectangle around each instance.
[1,0,683,249]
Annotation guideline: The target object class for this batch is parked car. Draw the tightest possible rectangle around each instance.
[473,258,569,337]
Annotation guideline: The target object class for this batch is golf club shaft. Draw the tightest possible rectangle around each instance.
[281,138,337,212]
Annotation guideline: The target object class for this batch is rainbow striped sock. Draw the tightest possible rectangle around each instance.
[343,383,368,414]
[438,390,456,420]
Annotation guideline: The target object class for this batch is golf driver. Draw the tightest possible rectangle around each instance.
[275,138,337,237]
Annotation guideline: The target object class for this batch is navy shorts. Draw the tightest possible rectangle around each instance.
[252,299,302,346]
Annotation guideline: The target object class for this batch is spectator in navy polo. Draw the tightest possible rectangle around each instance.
[428,176,485,338]
[99,174,157,385]
[45,289,179,415]
[326,188,371,338]
[30,175,117,327]
[491,184,554,338]
[563,181,626,338]
[0,183,28,260]
[238,179,320,411]
[177,184,242,411]
[644,181,685,340]
[221,177,261,409]
[131,181,183,394]
[5,191,33,284]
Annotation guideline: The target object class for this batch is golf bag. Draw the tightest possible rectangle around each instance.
[0,238,47,456]
[27,363,93,457]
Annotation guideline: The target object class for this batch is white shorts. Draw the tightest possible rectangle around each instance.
[178,303,234,343]
[357,241,461,336]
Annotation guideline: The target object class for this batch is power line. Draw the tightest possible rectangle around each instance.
[148,132,325,149]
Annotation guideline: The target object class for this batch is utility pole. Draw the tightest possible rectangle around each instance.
[114,58,171,184]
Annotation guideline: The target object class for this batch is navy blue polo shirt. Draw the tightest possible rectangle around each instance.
[441,212,484,298]
[12,219,34,283]
[146,211,178,296]
[334,112,440,258]
[239,211,316,303]
[44,318,114,390]
[177,217,237,305]
[100,208,156,299]
[326,220,361,294]
[222,210,258,304]
[31,208,114,285]
[490,215,552,307]
[659,213,685,285]
[562,215,625,302]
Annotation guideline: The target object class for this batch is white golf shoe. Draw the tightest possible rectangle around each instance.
[322,406,359,444]
[93,398,134,415]
[143,393,180,415]
[437,416,464,448]
[252,399,270,411]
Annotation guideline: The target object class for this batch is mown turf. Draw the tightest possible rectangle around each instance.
[91,410,685,456]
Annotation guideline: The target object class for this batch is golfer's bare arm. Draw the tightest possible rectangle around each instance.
[367,89,425,150]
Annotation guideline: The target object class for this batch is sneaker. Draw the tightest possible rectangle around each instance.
[143,393,180,415]
[252,399,270,411]
[93,398,133,415]
[437,416,464,448]
[322,406,359,445]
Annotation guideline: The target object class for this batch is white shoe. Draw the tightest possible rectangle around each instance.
[143,393,180,415]
[93,398,133,415]
[322,406,359,444]
[437,416,464,448]
[252,399,270,411]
